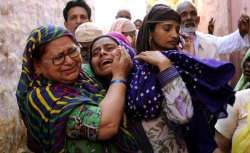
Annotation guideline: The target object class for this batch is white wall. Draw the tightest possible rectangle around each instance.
[94,0,147,32]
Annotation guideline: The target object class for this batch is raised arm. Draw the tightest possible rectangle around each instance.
[98,51,132,140]
[67,47,132,140]
[198,14,250,54]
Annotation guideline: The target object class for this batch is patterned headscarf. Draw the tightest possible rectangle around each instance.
[108,32,132,47]
[16,25,106,152]
[235,48,250,91]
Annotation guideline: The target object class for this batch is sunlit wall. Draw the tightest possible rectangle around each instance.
[93,0,147,32]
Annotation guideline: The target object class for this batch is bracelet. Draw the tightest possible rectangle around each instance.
[110,79,127,85]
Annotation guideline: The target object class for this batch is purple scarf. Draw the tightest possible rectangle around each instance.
[95,34,235,121]
[128,50,235,153]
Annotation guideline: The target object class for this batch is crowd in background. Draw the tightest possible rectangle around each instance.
[15,0,250,153]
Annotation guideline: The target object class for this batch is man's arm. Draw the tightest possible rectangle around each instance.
[198,14,250,54]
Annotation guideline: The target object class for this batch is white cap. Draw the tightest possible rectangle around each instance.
[75,22,103,43]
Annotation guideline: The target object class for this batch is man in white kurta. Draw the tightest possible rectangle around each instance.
[176,1,250,59]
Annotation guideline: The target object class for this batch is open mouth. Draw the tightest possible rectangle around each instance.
[185,23,196,27]
[101,59,113,66]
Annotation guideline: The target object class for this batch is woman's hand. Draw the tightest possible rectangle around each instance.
[111,46,132,80]
[135,51,172,71]
[98,46,131,140]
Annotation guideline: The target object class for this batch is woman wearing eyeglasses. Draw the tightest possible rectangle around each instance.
[16,25,136,153]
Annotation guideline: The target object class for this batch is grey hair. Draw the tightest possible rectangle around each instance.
[176,1,197,14]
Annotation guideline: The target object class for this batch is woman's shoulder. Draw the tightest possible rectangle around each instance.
[235,89,250,106]
[234,89,250,118]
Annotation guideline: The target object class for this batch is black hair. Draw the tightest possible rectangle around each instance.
[31,43,47,61]
[63,0,91,21]
[134,19,142,24]
[135,14,156,53]
[29,43,47,74]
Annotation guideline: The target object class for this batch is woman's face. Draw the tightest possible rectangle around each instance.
[34,36,82,84]
[150,20,180,50]
[243,59,250,81]
[91,37,118,78]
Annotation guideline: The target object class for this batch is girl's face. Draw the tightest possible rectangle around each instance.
[91,37,118,78]
[150,20,180,50]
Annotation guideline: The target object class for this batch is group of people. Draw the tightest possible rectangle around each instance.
[16,0,250,153]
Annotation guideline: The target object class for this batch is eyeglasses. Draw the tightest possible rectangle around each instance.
[51,46,81,65]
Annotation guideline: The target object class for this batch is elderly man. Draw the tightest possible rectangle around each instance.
[115,9,132,20]
[176,1,250,59]
[63,0,91,33]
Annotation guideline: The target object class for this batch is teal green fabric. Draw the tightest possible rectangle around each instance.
[66,105,120,153]
[67,105,101,140]
[235,48,250,91]
[81,64,95,78]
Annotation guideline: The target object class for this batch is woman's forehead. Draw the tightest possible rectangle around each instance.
[45,36,75,55]
[92,37,117,48]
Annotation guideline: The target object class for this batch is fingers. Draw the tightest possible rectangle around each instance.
[111,46,132,79]
[209,17,215,23]
[119,46,131,62]
[135,51,166,64]
[240,14,250,23]
[238,15,250,36]
[135,52,147,61]
[113,46,122,63]
[209,17,213,23]
[116,46,132,67]
[212,18,215,24]
[135,51,151,58]
[121,46,130,59]
[240,14,249,20]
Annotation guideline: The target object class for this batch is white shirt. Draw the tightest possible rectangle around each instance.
[215,89,250,146]
[193,30,250,59]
